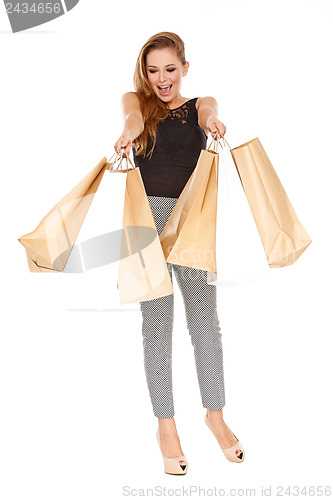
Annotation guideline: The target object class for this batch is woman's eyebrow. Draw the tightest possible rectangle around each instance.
[148,64,176,68]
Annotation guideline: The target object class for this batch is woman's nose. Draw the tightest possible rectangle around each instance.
[158,73,168,83]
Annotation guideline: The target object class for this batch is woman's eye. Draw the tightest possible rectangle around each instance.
[148,68,176,73]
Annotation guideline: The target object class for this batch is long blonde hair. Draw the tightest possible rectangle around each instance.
[132,32,187,159]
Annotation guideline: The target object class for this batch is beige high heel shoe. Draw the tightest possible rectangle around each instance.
[156,428,188,475]
[205,411,245,462]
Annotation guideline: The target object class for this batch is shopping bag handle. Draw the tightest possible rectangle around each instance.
[207,129,232,153]
[106,148,135,173]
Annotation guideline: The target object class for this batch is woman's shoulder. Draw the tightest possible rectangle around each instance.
[121,91,140,104]
[195,96,218,112]
[121,92,142,117]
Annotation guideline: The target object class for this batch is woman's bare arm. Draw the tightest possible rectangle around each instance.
[114,92,145,155]
[197,96,226,139]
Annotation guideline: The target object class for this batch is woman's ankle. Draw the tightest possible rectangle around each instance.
[158,416,178,432]
[206,408,224,419]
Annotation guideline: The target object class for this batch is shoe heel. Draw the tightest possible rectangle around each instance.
[156,428,188,475]
[205,412,245,463]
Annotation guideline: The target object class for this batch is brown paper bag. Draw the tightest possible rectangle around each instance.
[229,137,312,267]
[117,167,174,304]
[18,157,110,272]
[159,148,219,273]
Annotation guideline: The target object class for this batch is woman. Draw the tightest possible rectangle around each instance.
[114,32,245,474]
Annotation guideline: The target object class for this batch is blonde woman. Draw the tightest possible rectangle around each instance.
[114,32,245,475]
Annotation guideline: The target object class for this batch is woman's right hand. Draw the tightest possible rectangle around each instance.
[114,132,133,157]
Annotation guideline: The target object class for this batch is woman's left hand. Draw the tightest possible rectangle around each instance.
[206,116,226,139]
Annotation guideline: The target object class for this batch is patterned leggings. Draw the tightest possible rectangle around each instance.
[139,195,226,418]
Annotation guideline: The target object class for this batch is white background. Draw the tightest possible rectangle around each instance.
[1,0,332,498]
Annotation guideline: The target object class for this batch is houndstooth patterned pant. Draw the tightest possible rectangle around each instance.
[139,195,226,418]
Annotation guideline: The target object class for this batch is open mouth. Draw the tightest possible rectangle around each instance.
[158,84,172,96]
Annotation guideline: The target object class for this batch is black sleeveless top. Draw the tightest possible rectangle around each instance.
[132,97,208,198]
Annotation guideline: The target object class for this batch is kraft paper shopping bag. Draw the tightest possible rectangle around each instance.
[206,138,269,286]
[229,137,312,267]
[117,166,174,305]
[159,148,219,273]
[18,156,110,272]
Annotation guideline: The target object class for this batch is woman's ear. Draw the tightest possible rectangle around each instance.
[183,61,190,76]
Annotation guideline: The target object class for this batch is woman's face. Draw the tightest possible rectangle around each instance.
[146,47,189,106]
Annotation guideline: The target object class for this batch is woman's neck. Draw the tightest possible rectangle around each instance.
[165,96,190,110]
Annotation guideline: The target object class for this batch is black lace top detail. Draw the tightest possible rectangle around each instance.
[132,97,208,198]
[168,102,190,122]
